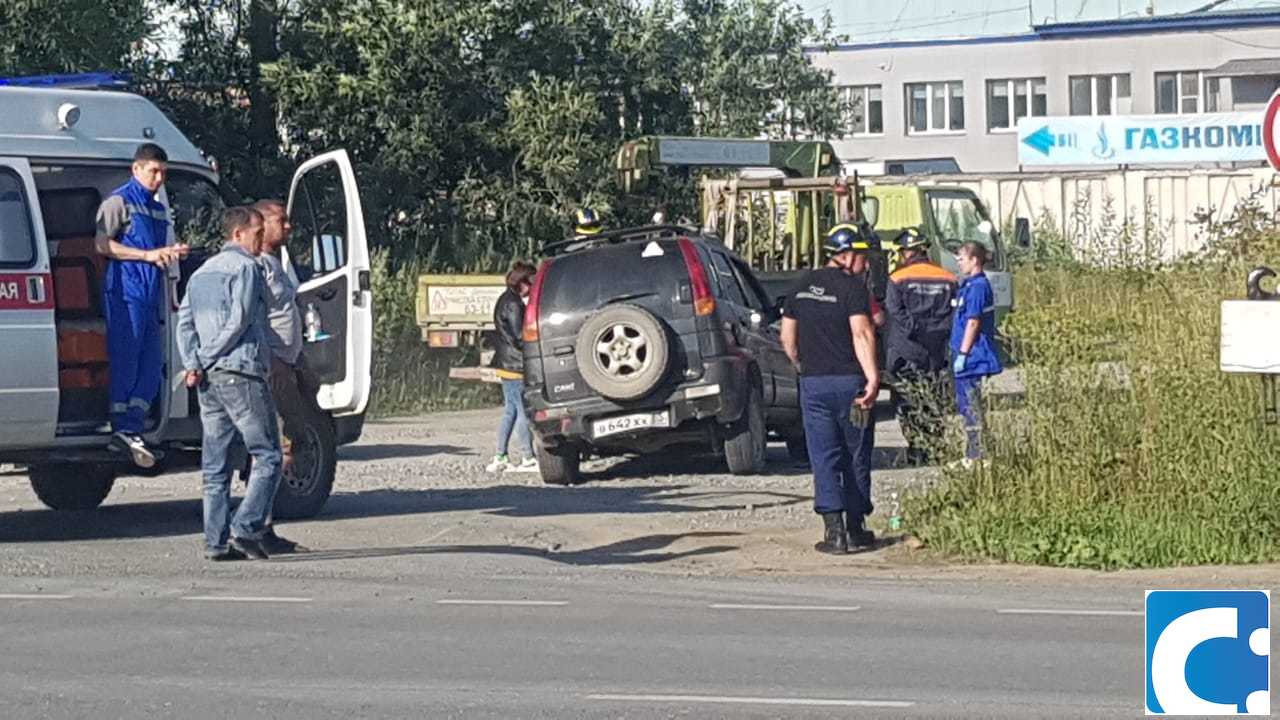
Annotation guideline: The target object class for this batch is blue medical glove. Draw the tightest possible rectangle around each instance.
[953,353,968,374]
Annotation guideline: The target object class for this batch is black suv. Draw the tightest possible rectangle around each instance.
[522,225,803,485]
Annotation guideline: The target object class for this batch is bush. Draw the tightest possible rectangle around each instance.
[905,261,1280,570]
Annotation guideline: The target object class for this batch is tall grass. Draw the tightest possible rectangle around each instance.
[906,214,1280,568]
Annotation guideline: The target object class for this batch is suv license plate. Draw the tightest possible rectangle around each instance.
[592,411,671,438]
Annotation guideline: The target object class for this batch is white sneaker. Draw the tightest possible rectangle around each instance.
[110,431,157,469]
[509,457,539,473]
[485,454,512,473]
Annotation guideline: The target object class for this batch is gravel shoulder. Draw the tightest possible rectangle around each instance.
[2,402,1278,590]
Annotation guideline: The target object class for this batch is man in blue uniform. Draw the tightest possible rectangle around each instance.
[950,241,1003,464]
[781,224,881,555]
[94,143,188,467]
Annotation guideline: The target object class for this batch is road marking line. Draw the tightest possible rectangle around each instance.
[436,599,568,607]
[709,603,861,612]
[0,593,74,600]
[586,693,914,708]
[997,608,1142,617]
[181,595,312,604]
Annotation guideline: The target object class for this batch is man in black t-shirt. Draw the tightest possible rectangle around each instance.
[781,224,881,555]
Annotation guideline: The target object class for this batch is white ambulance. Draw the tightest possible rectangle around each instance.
[0,80,372,518]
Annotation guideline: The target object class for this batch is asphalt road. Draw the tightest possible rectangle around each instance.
[0,398,1270,718]
[2,563,1143,719]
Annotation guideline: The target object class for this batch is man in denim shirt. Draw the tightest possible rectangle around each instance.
[176,206,281,561]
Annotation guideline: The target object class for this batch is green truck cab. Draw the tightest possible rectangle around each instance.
[867,183,1014,320]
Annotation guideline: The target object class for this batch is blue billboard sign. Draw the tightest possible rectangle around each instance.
[1016,112,1268,166]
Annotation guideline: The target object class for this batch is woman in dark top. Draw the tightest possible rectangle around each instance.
[486,261,539,473]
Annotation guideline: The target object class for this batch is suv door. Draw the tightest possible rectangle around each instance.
[730,257,798,411]
[0,158,58,448]
[704,247,779,403]
[284,150,373,416]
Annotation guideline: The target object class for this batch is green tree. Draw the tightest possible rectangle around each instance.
[0,0,149,76]
[258,0,844,269]
[143,0,288,202]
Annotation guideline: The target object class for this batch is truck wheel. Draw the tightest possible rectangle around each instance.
[273,405,337,520]
[725,384,767,474]
[28,463,116,510]
[575,305,670,401]
[536,437,582,486]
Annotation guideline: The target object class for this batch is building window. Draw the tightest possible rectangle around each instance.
[986,77,1047,132]
[906,81,964,134]
[841,85,883,136]
[1205,76,1222,112]
[1068,73,1131,116]
[1155,71,1204,114]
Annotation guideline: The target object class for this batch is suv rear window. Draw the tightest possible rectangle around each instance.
[541,241,687,313]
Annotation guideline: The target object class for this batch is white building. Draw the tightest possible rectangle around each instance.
[809,9,1280,175]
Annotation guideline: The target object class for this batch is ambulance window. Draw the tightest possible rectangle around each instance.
[288,161,348,282]
[0,169,36,268]
[167,172,226,250]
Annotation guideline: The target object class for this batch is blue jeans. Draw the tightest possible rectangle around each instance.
[800,375,875,518]
[105,291,164,434]
[497,378,533,458]
[198,371,282,553]
[955,376,984,460]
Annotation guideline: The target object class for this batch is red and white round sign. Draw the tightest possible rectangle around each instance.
[1265,88,1280,172]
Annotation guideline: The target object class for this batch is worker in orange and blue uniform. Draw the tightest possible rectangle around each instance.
[885,228,957,466]
[950,241,1003,463]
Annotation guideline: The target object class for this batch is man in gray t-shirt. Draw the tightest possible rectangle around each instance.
[248,199,312,554]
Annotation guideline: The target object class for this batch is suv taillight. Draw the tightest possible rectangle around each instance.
[677,238,716,317]
[522,259,552,342]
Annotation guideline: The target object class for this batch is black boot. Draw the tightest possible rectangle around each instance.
[846,511,876,550]
[814,512,848,555]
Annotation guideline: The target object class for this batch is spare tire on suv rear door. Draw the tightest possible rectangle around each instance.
[575,304,670,402]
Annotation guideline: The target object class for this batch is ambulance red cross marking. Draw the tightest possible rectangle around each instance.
[0,273,54,310]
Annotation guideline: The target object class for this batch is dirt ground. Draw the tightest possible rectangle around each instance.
[3,400,1280,590]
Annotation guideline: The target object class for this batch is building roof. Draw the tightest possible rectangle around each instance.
[1206,56,1280,77]
[816,9,1280,53]
[1031,8,1280,38]
[0,86,213,175]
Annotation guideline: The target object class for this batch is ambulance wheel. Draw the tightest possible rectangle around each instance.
[28,463,116,510]
[272,406,337,520]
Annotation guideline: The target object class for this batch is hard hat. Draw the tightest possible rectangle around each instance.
[894,227,929,251]
[575,207,602,235]
[825,223,874,254]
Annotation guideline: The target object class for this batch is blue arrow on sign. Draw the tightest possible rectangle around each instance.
[1022,125,1055,156]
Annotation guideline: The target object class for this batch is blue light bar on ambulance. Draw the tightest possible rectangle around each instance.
[0,72,130,89]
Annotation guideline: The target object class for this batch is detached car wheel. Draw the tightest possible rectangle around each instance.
[535,437,582,486]
[272,405,337,520]
[28,463,116,510]
[724,384,767,474]
[575,305,670,401]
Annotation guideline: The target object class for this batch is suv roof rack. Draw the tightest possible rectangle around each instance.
[544,223,718,256]
[0,72,131,89]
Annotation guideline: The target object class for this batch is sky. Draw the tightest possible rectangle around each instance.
[800,0,1280,44]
